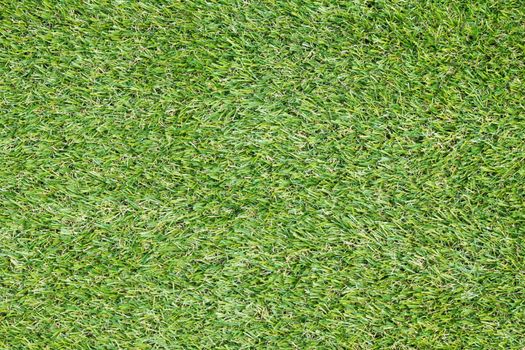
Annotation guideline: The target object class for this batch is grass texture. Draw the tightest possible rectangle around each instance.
[1,0,525,348]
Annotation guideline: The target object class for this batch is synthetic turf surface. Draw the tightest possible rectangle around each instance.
[1,1,525,348]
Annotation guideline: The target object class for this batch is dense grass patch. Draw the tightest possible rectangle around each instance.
[1,0,524,348]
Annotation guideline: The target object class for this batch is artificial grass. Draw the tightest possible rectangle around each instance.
[1,0,524,348]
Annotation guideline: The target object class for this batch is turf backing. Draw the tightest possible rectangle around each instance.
[1,0,525,349]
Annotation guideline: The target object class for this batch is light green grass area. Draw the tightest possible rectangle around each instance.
[1,1,525,348]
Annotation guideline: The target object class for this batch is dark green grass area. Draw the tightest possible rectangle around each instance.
[1,0,525,348]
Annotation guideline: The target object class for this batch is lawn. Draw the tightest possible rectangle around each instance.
[1,0,524,348]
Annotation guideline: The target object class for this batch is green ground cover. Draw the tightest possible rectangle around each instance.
[1,0,525,348]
